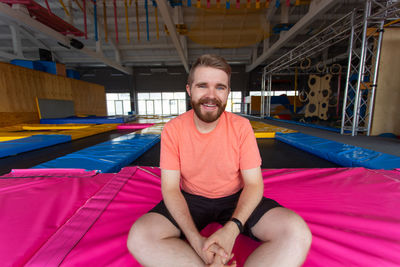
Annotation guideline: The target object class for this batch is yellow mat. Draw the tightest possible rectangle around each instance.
[250,121,297,138]
[1,124,92,131]
[0,124,118,141]
[0,135,30,142]
[22,124,90,130]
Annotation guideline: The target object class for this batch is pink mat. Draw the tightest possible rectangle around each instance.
[117,123,155,130]
[1,167,400,266]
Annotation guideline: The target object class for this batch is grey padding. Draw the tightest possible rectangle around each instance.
[37,98,75,119]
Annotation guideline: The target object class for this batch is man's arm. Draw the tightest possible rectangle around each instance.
[203,167,264,260]
[161,169,227,264]
[231,167,264,227]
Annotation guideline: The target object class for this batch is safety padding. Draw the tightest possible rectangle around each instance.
[250,120,296,138]
[2,167,399,266]
[40,115,136,124]
[22,124,90,130]
[117,123,155,130]
[0,124,117,141]
[254,132,276,138]
[276,132,400,169]
[57,124,118,140]
[136,123,166,135]
[0,136,29,142]
[33,133,160,173]
[266,117,347,133]
[0,135,71,158]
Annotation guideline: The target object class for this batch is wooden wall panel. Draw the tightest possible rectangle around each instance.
[0,62,106,126]
[71,79,107,116]
[371,28,400,136]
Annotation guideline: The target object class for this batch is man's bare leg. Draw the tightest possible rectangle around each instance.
[127,212,204,267]
[245,207,312,267]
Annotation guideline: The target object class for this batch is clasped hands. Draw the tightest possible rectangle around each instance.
[193,221,241,267]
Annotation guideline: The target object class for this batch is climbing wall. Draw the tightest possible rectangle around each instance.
[305,74,332,120]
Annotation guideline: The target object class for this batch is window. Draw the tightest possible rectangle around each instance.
[137,92,187,115]
[226,91,242,113]
[106,93,131,115]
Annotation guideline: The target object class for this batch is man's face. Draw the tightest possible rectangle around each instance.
[186,66,230,123]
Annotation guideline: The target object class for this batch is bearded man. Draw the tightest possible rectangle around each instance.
[127,54,311,267]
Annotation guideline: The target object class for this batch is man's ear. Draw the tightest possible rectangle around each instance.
[186,84,191,97]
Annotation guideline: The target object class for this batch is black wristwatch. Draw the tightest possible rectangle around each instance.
[230,217,244,233]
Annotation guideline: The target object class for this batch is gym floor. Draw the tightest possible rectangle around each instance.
[0,124,340,176]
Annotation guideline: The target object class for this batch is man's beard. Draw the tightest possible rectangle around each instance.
[191,97,226,123]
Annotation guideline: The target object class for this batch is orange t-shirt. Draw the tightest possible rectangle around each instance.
[160,109,261,198]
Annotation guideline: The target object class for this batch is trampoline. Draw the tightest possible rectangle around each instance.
[0,115,399,266]
[0,128,339,175]
[132,139,339,169]
[1,166,399,266]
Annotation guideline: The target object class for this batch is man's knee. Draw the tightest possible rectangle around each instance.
[253,208,312,249]
[277,210,312,252]
[127,216,148,255]
[127,213,181,255]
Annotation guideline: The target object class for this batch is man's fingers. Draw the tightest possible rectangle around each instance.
[207,243,228,258]
[218,247,229,258]
[203,237,217,251]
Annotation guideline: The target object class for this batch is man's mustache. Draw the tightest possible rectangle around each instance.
[198,97,222,107]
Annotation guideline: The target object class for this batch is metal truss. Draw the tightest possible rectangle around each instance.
[259,10,364,118]
[263,11,363,75]
[341,0,400,136]
[261,69,272,117]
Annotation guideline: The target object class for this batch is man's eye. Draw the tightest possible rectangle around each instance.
[217,87,226,90]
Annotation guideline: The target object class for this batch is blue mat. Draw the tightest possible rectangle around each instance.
[0,135,71,158]
[265,117,349,133]
[276,132,400,170]
[40,115,136,124]
[33,133,160,173]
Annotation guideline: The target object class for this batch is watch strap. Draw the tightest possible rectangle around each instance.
[230,217,244,233]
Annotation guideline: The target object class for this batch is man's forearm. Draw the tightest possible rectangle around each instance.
[231,181,263,226]
[162,188,201,245]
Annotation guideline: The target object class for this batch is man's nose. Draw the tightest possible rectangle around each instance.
[206,87,217,98]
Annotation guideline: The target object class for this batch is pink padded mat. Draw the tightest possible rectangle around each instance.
[117,123,155,130]
[1,167,399,266]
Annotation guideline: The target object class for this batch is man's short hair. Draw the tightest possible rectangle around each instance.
[187,54,232,87]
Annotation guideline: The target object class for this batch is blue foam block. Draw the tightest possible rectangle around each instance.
[35,60,57,74]
[66,69,80,79]
[10,59,45,71]
[265,117,348,133]
[0,135,71,158]
[275,132,400,170]
[33,133,160,173]
[40,115,135,124]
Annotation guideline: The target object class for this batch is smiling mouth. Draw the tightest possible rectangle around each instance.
[202,103,217,108]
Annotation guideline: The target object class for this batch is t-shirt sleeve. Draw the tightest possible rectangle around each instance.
[160,122,181,170]
[239,120,262,170]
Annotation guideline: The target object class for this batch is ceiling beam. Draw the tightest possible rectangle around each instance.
[174,6,188,62]
[155,0,189,73]
[246,0,337,72]
[0,50,27,60]
[0,2,131,74]
[19,27,61,61]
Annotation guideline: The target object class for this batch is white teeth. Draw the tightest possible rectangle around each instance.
[203,104,216,107]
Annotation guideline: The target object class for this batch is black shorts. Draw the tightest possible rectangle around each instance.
[149,190,282,241]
